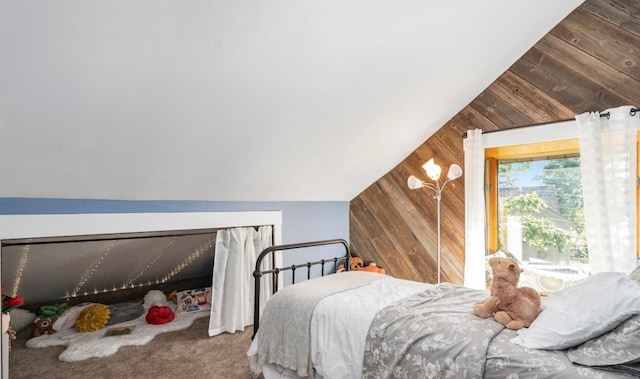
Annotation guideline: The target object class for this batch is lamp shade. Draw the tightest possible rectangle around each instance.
[407,175,424,189]
[447,164,463,180]
[422,159,441,181]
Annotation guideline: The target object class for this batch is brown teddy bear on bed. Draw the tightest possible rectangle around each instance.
[473,257,542,330]
[346,256,386,274]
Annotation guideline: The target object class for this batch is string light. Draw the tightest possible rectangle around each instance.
[54,234,217,300]
[127,236,177,286]
[71,241,116,298]
[159,237,216,283]
[10,240,31,297]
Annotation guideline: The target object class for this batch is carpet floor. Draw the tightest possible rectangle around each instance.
[9,317,255,379]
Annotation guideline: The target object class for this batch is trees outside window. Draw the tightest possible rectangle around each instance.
[489,149,589,293]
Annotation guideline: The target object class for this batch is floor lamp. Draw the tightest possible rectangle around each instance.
[407,158,463,283]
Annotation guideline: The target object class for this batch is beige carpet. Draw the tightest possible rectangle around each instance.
[9,317,255,379]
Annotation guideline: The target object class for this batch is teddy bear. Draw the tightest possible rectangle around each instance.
[350,256,365,270]
[336,256,363,272]
[473,257,542,330]
[336,256,387,274]
[337,256,386,274]
[31,317,56,338]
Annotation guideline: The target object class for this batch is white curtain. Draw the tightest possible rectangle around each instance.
[576,105,638,274]
[208,225,273,336]
[463,128,487,289]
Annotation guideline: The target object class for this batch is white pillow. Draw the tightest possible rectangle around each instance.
[511,272,640,350]
[630,265,640,282]
[8,308,36,332]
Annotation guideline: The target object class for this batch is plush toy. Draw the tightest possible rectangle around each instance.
[348,256,386,274]
[143,290,168,309]
[336,256,386,274]
[473,257,542,330]
[350,256,365,270]
[146,305,175,325]
[358,262,386,274]
[38,303,69,319]
[32,317,56,338]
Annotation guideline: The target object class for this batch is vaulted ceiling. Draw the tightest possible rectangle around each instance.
[0,1,583,201]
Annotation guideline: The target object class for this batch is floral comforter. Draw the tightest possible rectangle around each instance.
[362,283,502,378]
[361,283,636,379]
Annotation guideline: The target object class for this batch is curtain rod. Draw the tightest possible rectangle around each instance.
[462,107,639,138]
[599,107,638,118]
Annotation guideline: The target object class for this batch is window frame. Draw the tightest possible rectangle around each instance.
[483,125,640,258]
[485,138,580,253]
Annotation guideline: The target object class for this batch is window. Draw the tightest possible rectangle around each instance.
[486,140,589,293]
[472,113,640,291]
[483,125,640,293]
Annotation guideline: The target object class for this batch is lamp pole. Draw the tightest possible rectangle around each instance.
[435,188,442,284]
[407,160,462,284]
[421,182,443,283]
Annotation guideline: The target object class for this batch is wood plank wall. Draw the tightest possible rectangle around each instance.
[349,0,640,284]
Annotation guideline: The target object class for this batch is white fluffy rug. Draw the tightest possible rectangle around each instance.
[25,306,208,362]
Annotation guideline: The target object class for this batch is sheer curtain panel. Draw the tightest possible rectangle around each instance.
[208,226,273,336]
[463,128,487,289]
[576,105,638,274]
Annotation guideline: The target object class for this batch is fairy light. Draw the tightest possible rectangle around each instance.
[71,241,116,298]
[159,237,216,283]
[62,234,216,299]
[127,236,177,286]
[10,241,31,297]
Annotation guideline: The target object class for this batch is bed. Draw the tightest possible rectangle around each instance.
[247,239,640,379]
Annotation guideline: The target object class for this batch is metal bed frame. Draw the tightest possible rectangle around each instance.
[252,238,351,339]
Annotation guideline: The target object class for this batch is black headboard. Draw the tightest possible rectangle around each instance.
[251,239,351,339]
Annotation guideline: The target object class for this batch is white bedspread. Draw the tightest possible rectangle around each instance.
[255,272,385,377]
[249,275,431,379]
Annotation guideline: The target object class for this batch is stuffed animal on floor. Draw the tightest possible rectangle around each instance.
[473,257,542,330]
[143,290,168,309]
[38,303,69,319]
[32,317,56,338]
[146,305,175,325]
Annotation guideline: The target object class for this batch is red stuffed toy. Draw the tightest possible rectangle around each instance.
[146,306,175,325]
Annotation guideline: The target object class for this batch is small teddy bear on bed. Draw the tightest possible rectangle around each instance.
[473,257,542,330]
[336,256,386,274]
